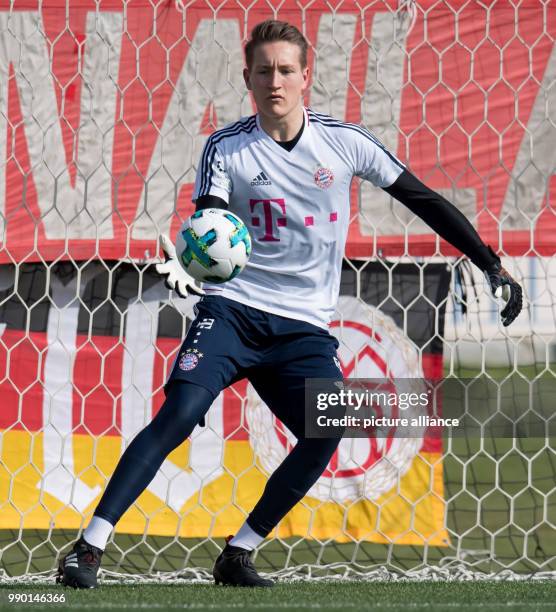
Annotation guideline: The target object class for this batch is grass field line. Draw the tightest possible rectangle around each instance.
[42,603,555,610]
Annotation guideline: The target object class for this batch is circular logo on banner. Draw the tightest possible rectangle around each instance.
[313,166,334,189]
[246,297,427,502]
[179,352,199,371]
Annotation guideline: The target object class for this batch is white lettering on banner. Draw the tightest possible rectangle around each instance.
[121,284,163,446]
[358,12,411,236]
[37,267,102,512]
[501,44,556,230]
[0,12,122,240]
[131,19,250,240]
[358,12,476,236]
[311,13,357,118]
[0,10,551,255]
[120,283,224,512]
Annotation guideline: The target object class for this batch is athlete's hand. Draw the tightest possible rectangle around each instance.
[484,258,522,327]
[155,234,205,298]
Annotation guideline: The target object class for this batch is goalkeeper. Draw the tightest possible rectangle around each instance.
[57,19,523,589]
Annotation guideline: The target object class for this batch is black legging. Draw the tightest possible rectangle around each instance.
[246,436,340,536]
[94,382,213,525]
[94,381,341,537]
[246,374,342,536]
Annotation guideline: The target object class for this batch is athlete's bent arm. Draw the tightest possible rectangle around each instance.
[383,169,523,326]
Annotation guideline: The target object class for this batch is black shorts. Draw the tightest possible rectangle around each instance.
[166,295,343,437]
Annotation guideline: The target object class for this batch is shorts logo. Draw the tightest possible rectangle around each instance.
[333,355,342,372]
[179,348,203,371]
[314,166,334,189]
[196,318,215,330]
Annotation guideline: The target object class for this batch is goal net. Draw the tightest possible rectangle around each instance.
[0,0,554,582]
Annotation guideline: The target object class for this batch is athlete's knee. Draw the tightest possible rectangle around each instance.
[149,382,214,447]
[164,381,214,415]
[296,437,341,474]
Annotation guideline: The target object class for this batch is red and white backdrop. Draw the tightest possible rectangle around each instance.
[0,0,553,545]
[0,0,554,261]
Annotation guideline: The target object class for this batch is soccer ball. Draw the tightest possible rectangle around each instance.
[175,208,252,283]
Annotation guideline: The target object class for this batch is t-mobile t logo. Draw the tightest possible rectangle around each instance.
[249,198,287,242]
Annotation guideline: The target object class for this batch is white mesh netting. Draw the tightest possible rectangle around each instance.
[0,0,554,582]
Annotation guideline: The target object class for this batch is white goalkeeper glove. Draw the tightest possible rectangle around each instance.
[155,234,205,298]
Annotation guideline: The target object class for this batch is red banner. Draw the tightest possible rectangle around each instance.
[0,0,554,262]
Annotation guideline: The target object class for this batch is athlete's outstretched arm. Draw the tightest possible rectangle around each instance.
[383,169,522,326]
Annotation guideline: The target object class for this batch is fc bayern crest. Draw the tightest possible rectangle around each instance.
[179,350,200,371]
[314,166,334,189]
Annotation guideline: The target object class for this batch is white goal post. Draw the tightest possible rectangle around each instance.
[0,0,554,582]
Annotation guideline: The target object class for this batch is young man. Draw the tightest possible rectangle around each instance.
[57,20,522,589]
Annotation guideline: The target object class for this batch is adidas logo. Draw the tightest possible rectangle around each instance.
[250,171,272,186]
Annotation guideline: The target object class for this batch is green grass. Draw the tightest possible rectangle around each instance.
[0,582,555,612]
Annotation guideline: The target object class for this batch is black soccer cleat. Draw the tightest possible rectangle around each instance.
[56,536,103,589]
[213,536,274,587]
